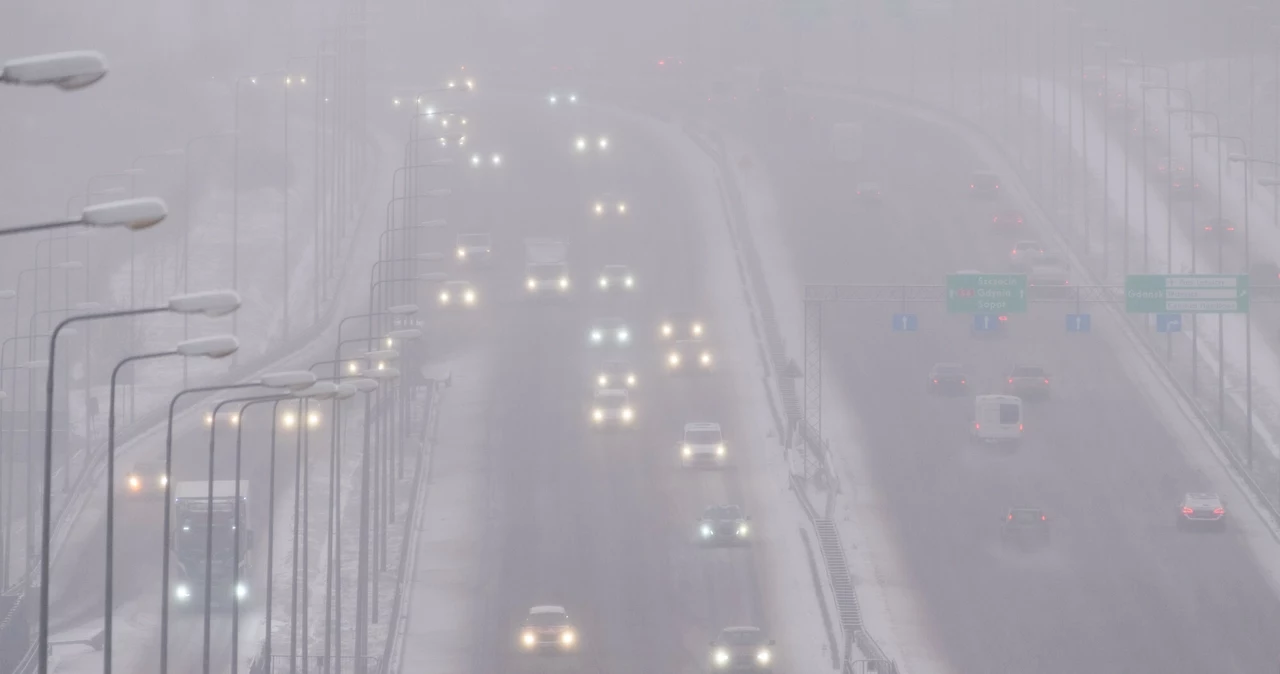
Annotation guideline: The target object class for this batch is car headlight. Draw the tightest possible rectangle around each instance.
[463,290,476,304]
[598,136,609,149]
[668,353,680,366]
[522,631,536,646]
[235,583,248,599]
[439,292,450,304]
[757,649,771,664]
[128,476,141,491]
[714,649,730,666]
[559,277,569,289]
[661,323,673,337]
[594,203,604,214]
[561,630,576,645]
[700,352,712,365]
[593,409,604,422]
[599,277,609,288]
[569,94,577,103]
[597,375,609,387]
[575,137,587,151]
[549,94,558,104]
[692,323,704,336]
[159,475,168,487]
[618,202,627,214]
[203,413,214,426]
[175,584,191,600]
[470,153,481,166]
[626,374,636,386]
[700,523,713,538]
[682,444,692,457]
[591,330,603,342]
[617,330,630,342]
[716,444,726,456]
[456,248,466,259]
[621,407,633,421]
[624,276,633,287]
[527,278,537,290]
[737,523,749,536]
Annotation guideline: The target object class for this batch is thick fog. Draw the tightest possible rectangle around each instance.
[4,1,1280,674]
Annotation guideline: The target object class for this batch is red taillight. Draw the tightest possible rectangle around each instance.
[1044,379,1049,384]
[1213,507,1225,515]
[658,60,666,65]
[998,316,1008,322]
[1227,227,1235,232]
[933,379,938,383]
[1182,507,1194,515]
[1016,218,1023,223]
[970,184,975,188]
[960,379,966,384]
[1008,378,1014,384]
[1205,226,1212,231]
[1012,249,1018,254]
[1007,513,1013,521]
[1041,515,1046,521]
[1019,423,1024,431]
[975,423,980,430]
[995,185,1000,189]
[993,216,999,223]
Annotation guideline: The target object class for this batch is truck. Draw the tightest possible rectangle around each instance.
[170,480,254,609]
[829,121,864,164]
[524,238,571,296]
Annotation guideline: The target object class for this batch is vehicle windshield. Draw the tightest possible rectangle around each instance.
[686,430,721,444]
[595,393,626,408]
[999,403,1021,424]
[530,264,565,280]
[458,234,489,246]
[174,514,237,558]
[705,505,742,519]
[527,612,569,627]
[720,630,764,646]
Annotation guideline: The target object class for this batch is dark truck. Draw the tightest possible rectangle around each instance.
[171,480,254,608]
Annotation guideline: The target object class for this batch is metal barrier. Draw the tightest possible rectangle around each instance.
[267,654,379,674]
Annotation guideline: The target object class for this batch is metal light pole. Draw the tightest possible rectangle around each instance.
[182,131,236,389]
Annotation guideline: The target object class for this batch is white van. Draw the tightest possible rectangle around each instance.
[971,395,1023,444]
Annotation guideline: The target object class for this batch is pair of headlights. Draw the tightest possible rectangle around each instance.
[712,648,770,666]
[439,289,477,305]
[699,523,749,537]
[527,277,571,290]
[593,407,634,422]
[597,374,636,387]
[668,352,712,366]
[521,629,576,646]
[174,583,247,600]
[682,444,726,457]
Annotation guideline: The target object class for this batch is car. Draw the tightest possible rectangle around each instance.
[588,318,631,346]
[1104,90,1135,118]
[1028,254,1069,286]
[590,389,635,428]
[1009,240,1045,269]
[594,360,637,389]
[971,394,1022,445]
[697,505,751,545]
[855,181,884,201]
[969,171,1001,197]
[518,605,578,652]
[665,338,713,373]
[1128,119,1161,139]
[574,134,609,153]
[659,311,705,340]
[547,90,579,105]
[927,363,968,396]
[455,232,493,265]
[1200,216,1237,239]
[1001,508,1050,548]
[680,421,726,467]
[1154,157,1185,175]
[124,460,168,499]
[437,280,478,307]
[1177,492,1226,531]
[991,210,1024,227]
[710,626,774,672]
[591,193,628,218]
[1005,364,1051,399]
[597,264,636,292]
[1170,177,1201,200]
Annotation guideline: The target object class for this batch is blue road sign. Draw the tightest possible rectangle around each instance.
[1156,313,1182,333]
[892,313,918,332]
[972,314,1000,332]
[1066,314,1091,333]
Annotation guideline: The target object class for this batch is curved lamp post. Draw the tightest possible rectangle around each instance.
[2,197,166,239]
[0,51,107,90]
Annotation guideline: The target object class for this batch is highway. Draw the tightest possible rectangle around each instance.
[752,92,1280,674]
[458,94,783,674]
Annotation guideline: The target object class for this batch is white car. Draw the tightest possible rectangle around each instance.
[597,264,635,291]
[971,394,1022,445]
[455,232,493,265]
[588,318,631,346]
[680,422,726,467]
[591,389,635,428]
[591,193,628,217]
[438,280,478,307]
[1028,254,1069,286]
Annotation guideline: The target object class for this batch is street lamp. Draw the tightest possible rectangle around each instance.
[38,290,241,674]
[181,131,237,388]
[0,51,107,90]
[102,335,238,674]
[157,369,316,674]
[0,198,167,238]
[203,382,339,674]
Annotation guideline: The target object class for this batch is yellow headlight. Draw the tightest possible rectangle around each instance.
[692,323,704,336]
[593,409,604,422]
[561,630,576,645]
[716,444,726,456]
[682,445,692,456]
[559,277,570,289]
[661,323,672,336]
[701,352,712,365]
[464,290,476,304]
[282,412,297,428]
[621,408,633,421]
[597,375,608,387]
[307,412,320,428]
[128,476,141,491]
[757,649,771,664]
[522,631,536,646]
[159,475,168,487]
[668,353,680,366]
[456,248,466,259]
[527,278,537,290]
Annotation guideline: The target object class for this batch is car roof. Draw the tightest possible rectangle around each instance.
[1011,364,1044,370]
[704,504,743,516]
[973,170,997,177]
[722,626,762,634]
[1184,492,1222,503]
[530,605,566,614]
[685,421,721,431]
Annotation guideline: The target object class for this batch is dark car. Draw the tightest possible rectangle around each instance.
[710,626,775,672]
[970,171,1001,197]
[1001,508,1050,548]
[124,460,168,499]
[1176,492,1226,531]
[927,363,968,395]
[697,505,751,545]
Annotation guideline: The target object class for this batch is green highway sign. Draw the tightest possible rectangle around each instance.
[946,274,1027,313]
[1125,275,1249,313]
